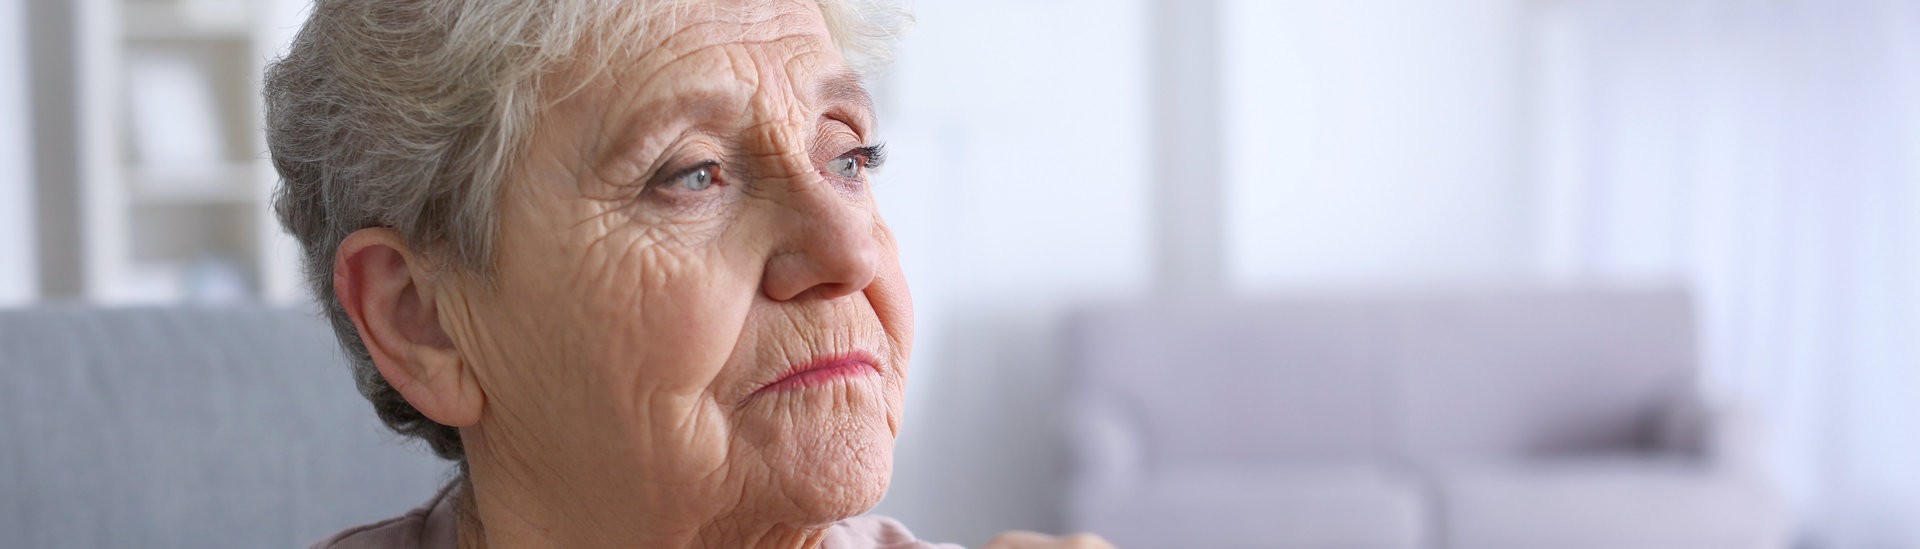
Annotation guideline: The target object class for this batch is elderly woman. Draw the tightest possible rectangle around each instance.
[265,0,1110,548]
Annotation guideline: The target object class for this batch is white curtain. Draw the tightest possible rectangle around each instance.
[1534,1,1920,547]
[0,0,33,303]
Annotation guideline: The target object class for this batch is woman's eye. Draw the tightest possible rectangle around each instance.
[669,166,715,191]
[826,156,861,179]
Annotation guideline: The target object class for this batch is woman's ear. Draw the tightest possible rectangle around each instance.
[333,228,484,428]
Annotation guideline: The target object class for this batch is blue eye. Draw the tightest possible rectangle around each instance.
[827,144,885,180]
[671,166,715,191]
[826,156,861,179]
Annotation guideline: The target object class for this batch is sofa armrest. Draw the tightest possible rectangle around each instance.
[1064,391,1145,518]
[1654,395,1767,476]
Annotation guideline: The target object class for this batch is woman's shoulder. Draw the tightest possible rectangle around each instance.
[825,515,964,549]
[306,483,459,549]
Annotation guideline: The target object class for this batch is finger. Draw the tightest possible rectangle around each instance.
[983,530,1058,548]
[1059,532,1116,548]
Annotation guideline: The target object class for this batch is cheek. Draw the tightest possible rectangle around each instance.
[481,181,764,410]
[566,219,764,400]
[868,224,914,371]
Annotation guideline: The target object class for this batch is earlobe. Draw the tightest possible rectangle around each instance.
[334,228,484,428]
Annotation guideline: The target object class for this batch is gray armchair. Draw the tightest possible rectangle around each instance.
[0,306,448,548]
[1063,288,1786,549]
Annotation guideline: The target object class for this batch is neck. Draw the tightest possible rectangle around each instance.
[452,445,831,549]
[454,492,830,549]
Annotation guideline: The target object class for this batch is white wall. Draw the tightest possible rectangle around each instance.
[1221,0,1533,288]
[0,0,34,304]
[869,0,1153,545]
[870,0,1537,544]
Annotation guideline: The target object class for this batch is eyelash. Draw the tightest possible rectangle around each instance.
[848,143,887,170]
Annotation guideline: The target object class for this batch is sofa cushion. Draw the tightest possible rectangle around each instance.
[1068,300,1396,467]
[1390,289,1698,464]
[1073,466,1428,549]
[1437,461,1785,549]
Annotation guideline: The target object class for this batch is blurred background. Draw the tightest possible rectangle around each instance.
[2,0,1917,548]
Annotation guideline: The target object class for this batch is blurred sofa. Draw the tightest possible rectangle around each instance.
[0,306,449,549]
[1063,288,1786,549]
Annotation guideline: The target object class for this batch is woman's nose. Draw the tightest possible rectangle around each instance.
[760,180,881,302]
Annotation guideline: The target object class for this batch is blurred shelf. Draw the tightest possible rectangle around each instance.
[122,1,251,43]
[127,163,259,204]
[33,0,304,304]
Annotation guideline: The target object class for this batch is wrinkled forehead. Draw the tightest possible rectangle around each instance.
[545,0,860,154]
[616,1,845,109]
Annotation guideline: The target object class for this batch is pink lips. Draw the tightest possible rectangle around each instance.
[751,352,879,398]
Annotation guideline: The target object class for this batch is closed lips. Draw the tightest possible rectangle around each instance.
[751,352,879,398]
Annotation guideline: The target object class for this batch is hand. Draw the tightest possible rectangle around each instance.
[982,530,1115,549]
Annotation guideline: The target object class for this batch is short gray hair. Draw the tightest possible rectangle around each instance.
[265,0,907,461]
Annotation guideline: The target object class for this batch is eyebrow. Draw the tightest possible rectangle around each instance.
[591,69,876,181]
[815,69,876,122]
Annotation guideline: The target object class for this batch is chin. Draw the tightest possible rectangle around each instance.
[778,439,894,523]
[747,383,900,523]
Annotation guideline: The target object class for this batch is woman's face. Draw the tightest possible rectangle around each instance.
[440,0,912,532]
